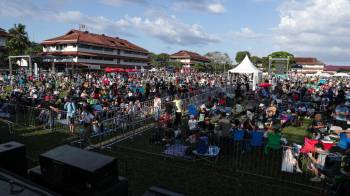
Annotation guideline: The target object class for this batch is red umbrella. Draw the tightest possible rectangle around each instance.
[259,83,272,88]
[125,68,138,72]
[105,67,125,73]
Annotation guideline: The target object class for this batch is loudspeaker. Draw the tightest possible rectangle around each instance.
[0,141,27,177]
[28,166,128,196]
[0,168,59,196]
[39,145,118,194]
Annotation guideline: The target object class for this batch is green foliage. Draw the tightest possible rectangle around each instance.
[149,52,170,68]
[25,41,42,55]
[268,51,294,59]
[6,23,29,56]
[337,69,350,73]
[168,61,182,68]
[251,56,262,65]
[235,51,251,64]
[193,63,207,72]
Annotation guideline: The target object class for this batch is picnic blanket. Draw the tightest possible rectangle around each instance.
[163,144,191,159]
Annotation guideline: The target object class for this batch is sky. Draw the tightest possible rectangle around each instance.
[0,0,350,65]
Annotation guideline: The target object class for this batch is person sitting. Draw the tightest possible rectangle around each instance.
[188,115,198,132]
[310,114,326,139]
[307,144,328,182]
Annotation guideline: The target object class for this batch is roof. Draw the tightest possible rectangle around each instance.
[42,29,148,53]
[294,57,324,65]
[228,55,261,74]
[0,28,8,37]
[170,50,210,62]
[324,65,350,71]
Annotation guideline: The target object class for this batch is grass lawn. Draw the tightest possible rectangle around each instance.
[0,123,74,162]
[282,119,312,144]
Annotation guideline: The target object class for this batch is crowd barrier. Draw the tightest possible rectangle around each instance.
[85,85,235,147]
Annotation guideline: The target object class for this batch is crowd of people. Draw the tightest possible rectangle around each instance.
[0,68,350,194]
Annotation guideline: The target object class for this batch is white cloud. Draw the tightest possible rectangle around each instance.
[233,27,263,39]
[207,3,226,14]
[275,0,350,63]
[173,0,226,14]
[99,0,147,6]
[0,0,219,46]
[126,15,220,45]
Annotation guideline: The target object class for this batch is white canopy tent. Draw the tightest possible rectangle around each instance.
[333,72,349,77]
[228,55,262,90]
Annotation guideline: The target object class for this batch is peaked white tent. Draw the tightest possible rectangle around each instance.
[228,55,262,90]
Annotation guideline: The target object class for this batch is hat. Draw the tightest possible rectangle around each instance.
[287,109,291,113]
[259,103,264,107]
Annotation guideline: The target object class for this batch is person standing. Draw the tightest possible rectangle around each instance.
[153,94,162,121]
[173,95,183,127]
[64,98,76,134]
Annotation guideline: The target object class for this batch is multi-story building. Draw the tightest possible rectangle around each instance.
[170,50,210,68]
[0,28,8,56]
[294,57,325,74]
[324,65,350,74]
[41,30,149,71]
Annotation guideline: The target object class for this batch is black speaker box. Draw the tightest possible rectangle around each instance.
[39,145,118,193]
[0,141,27,177]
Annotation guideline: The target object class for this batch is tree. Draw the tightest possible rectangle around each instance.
[235,51,250,64]
[267,51,295,71]
[6,23,29,56]
[168,61,182,69]
[149,53,170,68]
[205,51,232,73]
[25,41,42,55]
[194,63,207,72]
[251,56,262,65]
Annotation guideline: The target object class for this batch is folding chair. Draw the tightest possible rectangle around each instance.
[250,131,264,147]
[338,132,350,150]
[264,132,282,154]
[192,136,220,163]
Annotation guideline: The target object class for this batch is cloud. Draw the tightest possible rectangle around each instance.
[275,0,350,63]
[173,0,226,14]
[0,0,219,46]
[126,15,220,45]
[99,0,148,6]
[233,27,263,39]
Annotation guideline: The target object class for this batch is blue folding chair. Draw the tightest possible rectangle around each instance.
[188,104,198,117]
[250,131,264,147]
[232,129,245,141]
[192,136,220,163]
[338,132,350,150]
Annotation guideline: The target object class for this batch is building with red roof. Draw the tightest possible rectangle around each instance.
[324,65,350,74]
[294,57,325,73]
[0,28,8,55]
[41,30,149,71]
[170,50,210,68]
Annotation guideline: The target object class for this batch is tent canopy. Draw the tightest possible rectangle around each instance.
[228,55,262,74]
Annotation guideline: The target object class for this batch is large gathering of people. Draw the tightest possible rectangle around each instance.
[0,68,350,194]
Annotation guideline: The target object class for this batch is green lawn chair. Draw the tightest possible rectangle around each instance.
[264,132,282,154]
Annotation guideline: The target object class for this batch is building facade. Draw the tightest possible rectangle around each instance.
[41,30,149,71]
[294,57,324,74]
[170,50,210,67]
[324,65,350,74]
[0,28,8,56]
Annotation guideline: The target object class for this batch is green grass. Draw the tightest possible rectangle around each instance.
[282,119,312,143]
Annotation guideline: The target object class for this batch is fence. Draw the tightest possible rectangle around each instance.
[98,144,325,196]
[82,85,235,148]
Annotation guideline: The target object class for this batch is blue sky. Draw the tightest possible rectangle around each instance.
[1,0,350,64]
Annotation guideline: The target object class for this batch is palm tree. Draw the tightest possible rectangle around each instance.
[6,23,29,56]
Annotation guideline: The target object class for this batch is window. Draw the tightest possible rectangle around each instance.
[55,45,63,50]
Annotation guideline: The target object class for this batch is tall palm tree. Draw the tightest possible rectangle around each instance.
[6,23,29,56]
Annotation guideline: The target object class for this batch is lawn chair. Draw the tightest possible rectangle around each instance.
[264,132,282,154]
[300,137,318,154]
[188,104,198,117]
[232,129,245,142]
[250,131,264,147]
[192,136,220,163]
[337,132,350,150]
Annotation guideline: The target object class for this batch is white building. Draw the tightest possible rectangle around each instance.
[41,30,149,71]
[170,50,210,68]
[294,57,325,74]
